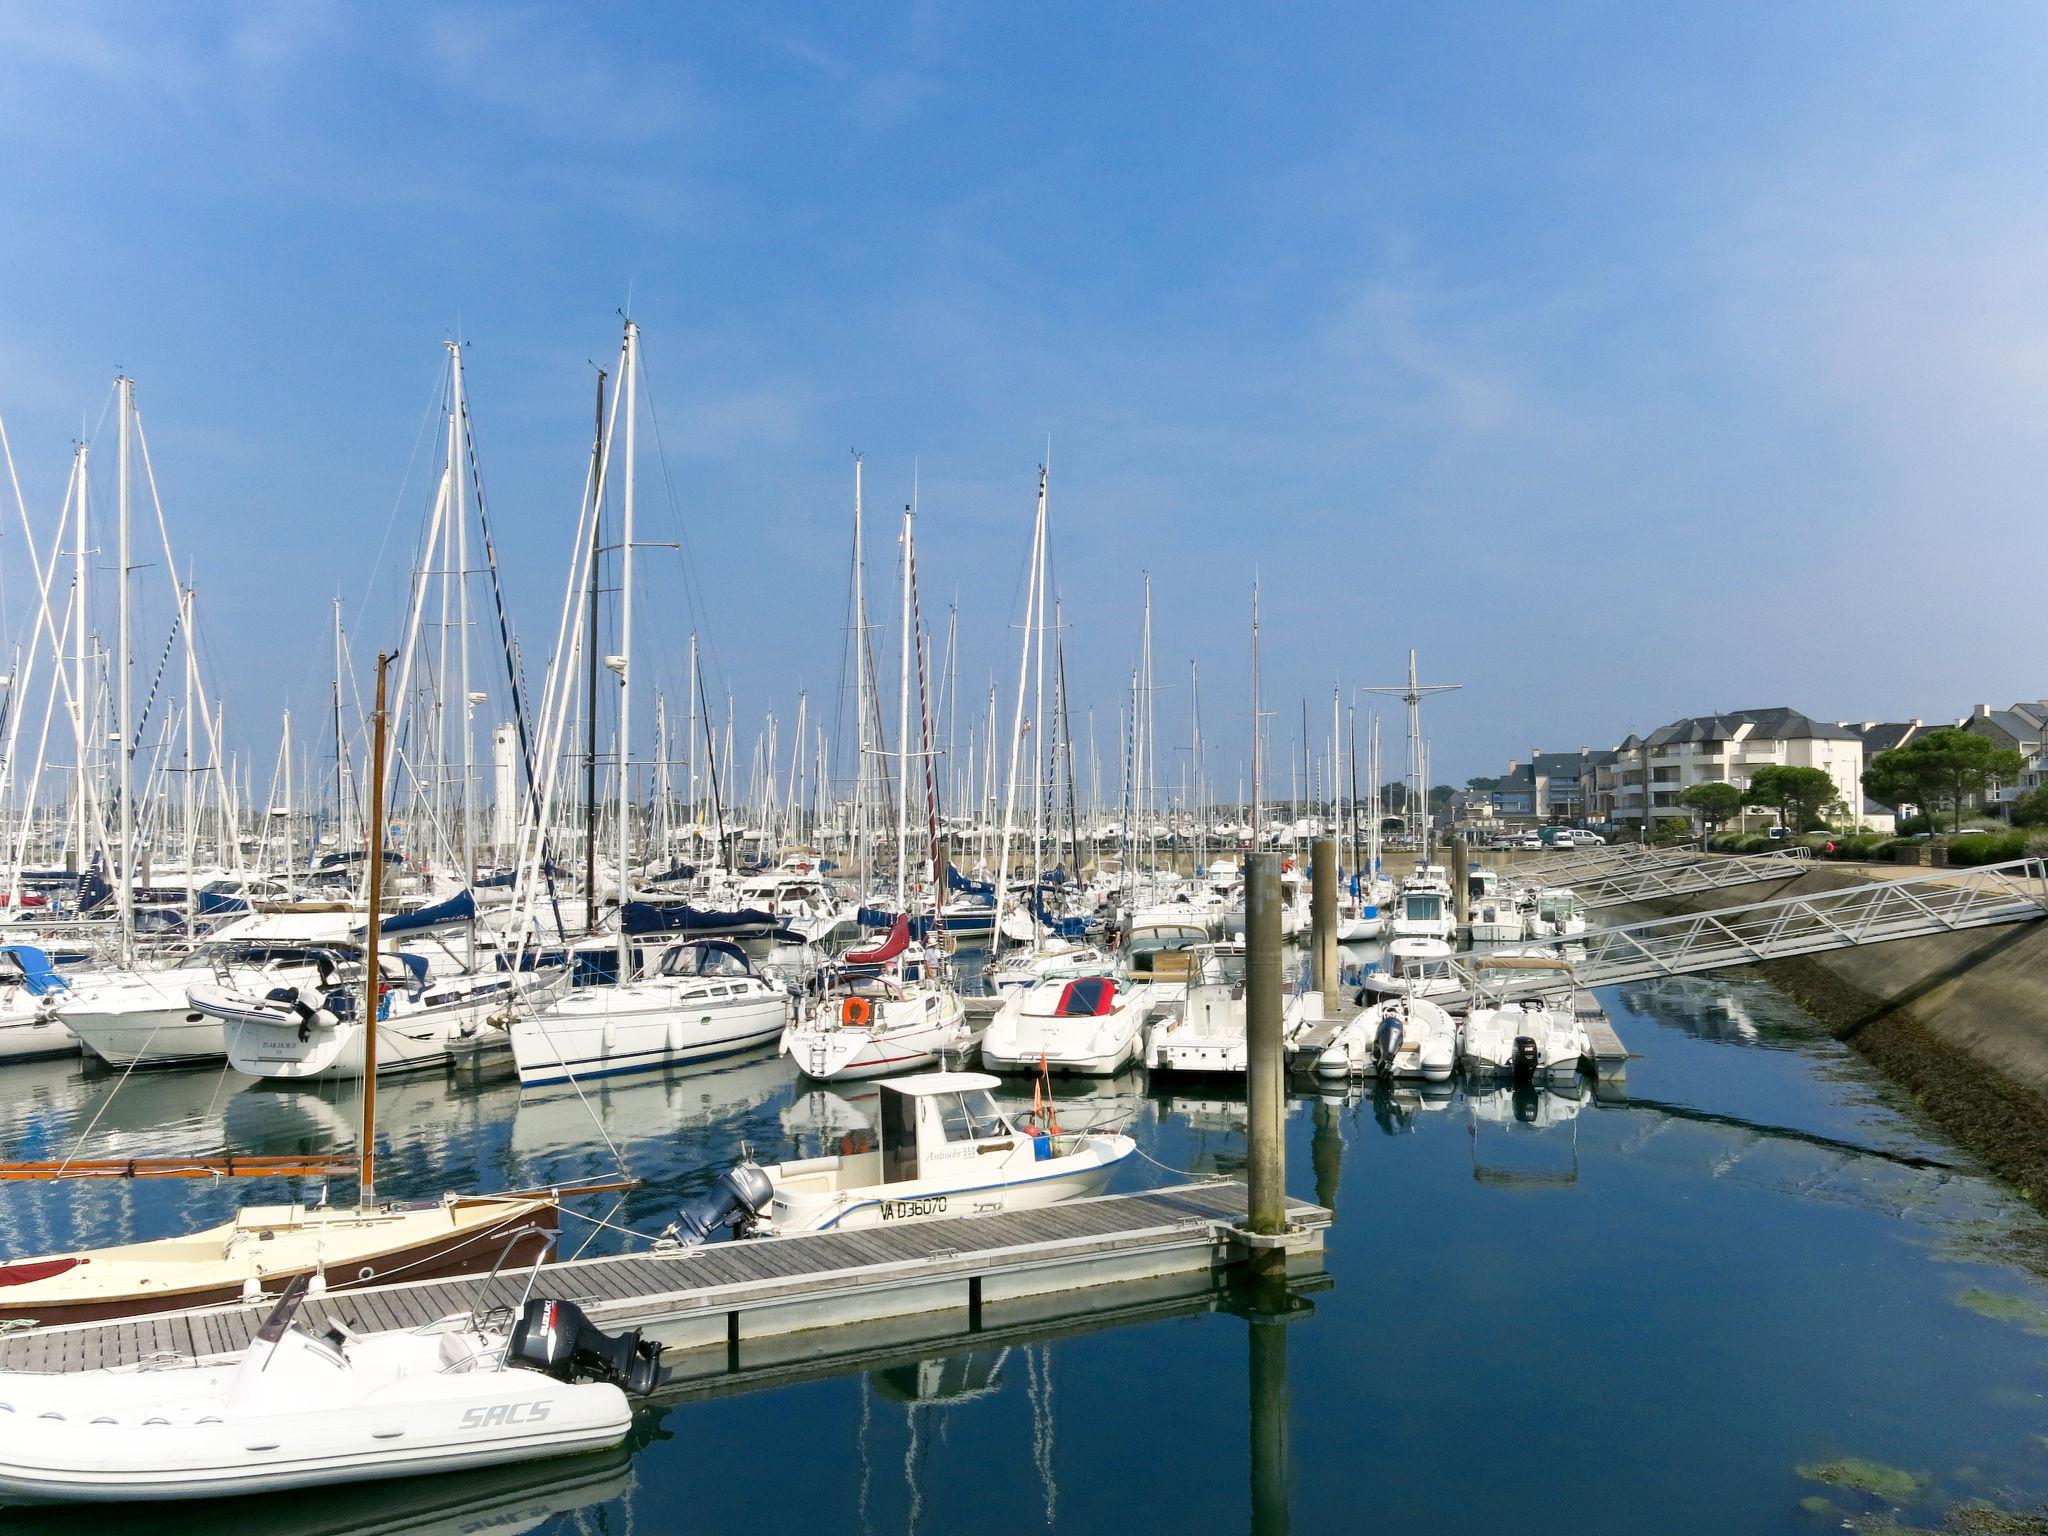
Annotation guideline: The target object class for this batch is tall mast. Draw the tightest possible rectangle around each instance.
[360,653,391,1206]
[894,494,912,912]
[686,632,699,858]
[115,377,133,966]
[331,598,348,855]
[181,583,196,933]
[582,366,606,933]
[1191,659,1203,871]
[851,455,868,893]
[614,321,639,972]
[1032,479,1049,899]
[280,710,294,879]
[1363,648,1460,860]
[449,342,477,900]
[992,467,1045,959]
[71,442,88,874]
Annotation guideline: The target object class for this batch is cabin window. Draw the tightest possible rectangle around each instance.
[880,1090,919,1183]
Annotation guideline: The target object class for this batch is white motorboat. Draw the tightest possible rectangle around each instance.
[1356,937,1461,1002]
[984,939,1114,993]
[1388,871,1456,943]
[1461,996,1588,1082]
[671,1071,1134,1235]
[1145,942,1252,1074]
[981,972,1145,1076]
[207,953,565,1082]
[512,938,790,1088]
[0,944,75,1064]
[0,1280,653,1504]
[57,913,355,1067]
[1312,996,1458,1081]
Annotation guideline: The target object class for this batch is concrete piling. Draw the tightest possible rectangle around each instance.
[1311,836,1339,1011]
[1246,851,1287,1280]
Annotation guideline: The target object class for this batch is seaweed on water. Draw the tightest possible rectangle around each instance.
[1952,1287,2048,1336]
[1798,1456,1931,1504]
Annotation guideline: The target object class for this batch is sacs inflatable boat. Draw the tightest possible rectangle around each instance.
[0,1279,661,1503]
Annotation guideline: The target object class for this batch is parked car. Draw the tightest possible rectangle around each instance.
[1515,834,1544,850]
[1574,831,1607,846]
[1550,832,1578,850]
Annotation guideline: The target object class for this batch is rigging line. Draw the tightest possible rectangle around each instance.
[353,354,448,643]
[128,612,181,757]
[633,354,727,705]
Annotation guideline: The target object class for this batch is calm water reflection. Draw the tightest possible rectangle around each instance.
[2,964,2046,1533]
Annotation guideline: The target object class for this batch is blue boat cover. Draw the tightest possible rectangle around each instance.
[620,902,781,937]
[375,888,479,936]
[0,945,67,996]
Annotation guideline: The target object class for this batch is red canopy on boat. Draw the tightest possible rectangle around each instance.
[846,914,911,965]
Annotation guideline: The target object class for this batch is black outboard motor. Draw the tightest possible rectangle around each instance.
[1370,1012,1405,1075]
[508,1297,664,1395]
[1511,1035,1540,1084]
[663,1161,775,1245]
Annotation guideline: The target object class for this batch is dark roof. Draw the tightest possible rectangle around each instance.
[1530,752,1583,778]
[1849,721,1920,753]
[1643,707,1858,749]
[1962,708,2047,748]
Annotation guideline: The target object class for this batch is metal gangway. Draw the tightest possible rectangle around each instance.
[1452,858,2048,1005]
[1511,842,1704,883]
[1560,851,1811,910]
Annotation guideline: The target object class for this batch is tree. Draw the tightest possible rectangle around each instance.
[1653,816,1695,845]
[1464,775,1504,793]
[1863,728,2027,833]
[1428,783,1457,809]
[2011,786,2048,828]
[1678,781,1744,840]
[1744,765,1842,831]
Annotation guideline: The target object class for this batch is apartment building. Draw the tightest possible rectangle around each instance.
[1607,707,1867,832]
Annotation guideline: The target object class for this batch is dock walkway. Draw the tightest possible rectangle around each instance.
[0,1180,1330,1374]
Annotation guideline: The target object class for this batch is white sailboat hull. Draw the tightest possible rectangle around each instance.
[782,992,969,1081]
[513,989,788,1087]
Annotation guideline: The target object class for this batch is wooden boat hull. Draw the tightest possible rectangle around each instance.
[0,1196,558,1327]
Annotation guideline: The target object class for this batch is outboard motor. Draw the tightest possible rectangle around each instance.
[508,1297,664,1394]
[1370,1012,1405,1075]
[1511,1035,1540,1084]
[662,1161,775,1246]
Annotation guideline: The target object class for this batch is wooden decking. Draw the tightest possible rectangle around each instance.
[0,1180,1331,1374]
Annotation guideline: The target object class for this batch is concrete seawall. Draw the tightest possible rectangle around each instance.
[1606,862,2048,1199]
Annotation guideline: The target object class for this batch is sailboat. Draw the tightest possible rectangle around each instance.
[0,655,612,1328]
[781,478,967,1081]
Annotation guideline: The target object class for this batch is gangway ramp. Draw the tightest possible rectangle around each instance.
[1516,843,1704,882]
[1455,859,2048,1001]
[1565,852,1811,909]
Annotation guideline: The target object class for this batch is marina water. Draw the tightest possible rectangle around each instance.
[2,956,2044,1534]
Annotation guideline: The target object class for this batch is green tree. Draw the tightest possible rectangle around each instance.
[1428,783,1457,809]
[1652,816,1695,845]
[2011,785,2048,828]
[1464,775,1504,793]
[1744,765,1842,831]
[1678,781,1744,840]
[1863,728,2027,833]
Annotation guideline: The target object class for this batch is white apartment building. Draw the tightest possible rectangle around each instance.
[1609,707,1867,831]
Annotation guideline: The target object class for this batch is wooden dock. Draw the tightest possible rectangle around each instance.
[1576,989,1628,1080]
[0,1180,1330,1374]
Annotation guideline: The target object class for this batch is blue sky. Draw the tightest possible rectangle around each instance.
[3,2,2046,800]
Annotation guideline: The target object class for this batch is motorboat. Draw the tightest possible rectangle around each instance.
[511,938,790,1087]
[58,912,358,1068]
[1356,937,1461,1002]
[0,1279,653,1504]
[780,918,970,1081]
[1388,870,1456,943]
[984,939,1114,993]
[0,944,75,1064]
[207,952,567,1082]
[1461,996,1588,1083]
[1311,995,1458,1081]
[669,1071,1134,1234]
[981,972,1145,1076]
[1145,942,1253,1074]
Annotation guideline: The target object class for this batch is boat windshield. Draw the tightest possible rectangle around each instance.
[1404,894,1443,920]
[658,942,752,979]
[936,1090,1009,1142]
[1201,950,1248,984]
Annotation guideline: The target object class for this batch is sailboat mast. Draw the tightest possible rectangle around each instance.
[450,342,477,896]
[991,468,1045,959]
[181,583,196,933]
[687,632,698,858]
[115,377,133,967]
[894,495,912,913]
[361,651,391,1207]
[1250,579,1263,847]
[851,456,868,893]
[615,322,639,972]
[583,367,606,933]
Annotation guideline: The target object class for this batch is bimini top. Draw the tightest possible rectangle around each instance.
[877,1071,1001,1098]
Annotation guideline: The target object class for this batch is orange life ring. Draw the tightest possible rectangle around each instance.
[840,996,873,1027]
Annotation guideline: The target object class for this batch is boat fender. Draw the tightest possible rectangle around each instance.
[508,1297,664,1395]
[662,1160,775,1247]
